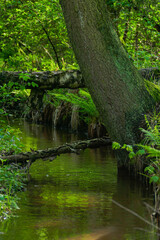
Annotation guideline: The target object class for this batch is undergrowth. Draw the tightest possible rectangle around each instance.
[113,113,160,185]
[0,162,26,221]
[49,89,99,124]
[112,112,160,222]
[0,119,26,221]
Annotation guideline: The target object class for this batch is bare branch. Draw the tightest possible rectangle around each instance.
[112,199,160,230]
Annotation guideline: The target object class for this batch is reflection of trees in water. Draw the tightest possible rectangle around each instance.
[7,120,154,239]
[0,126,152,240]
[111,170,154,239]
[13,119,86,151]
[22,145,118,239]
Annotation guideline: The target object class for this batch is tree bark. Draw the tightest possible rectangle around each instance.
[1,137,111,165]
[59,0,155,145]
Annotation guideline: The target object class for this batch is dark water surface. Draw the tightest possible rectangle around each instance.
[0,120,156,240]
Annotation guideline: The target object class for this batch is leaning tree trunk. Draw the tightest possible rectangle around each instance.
[60,0,155,146]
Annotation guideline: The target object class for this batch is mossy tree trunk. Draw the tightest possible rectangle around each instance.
[60,0,155,145]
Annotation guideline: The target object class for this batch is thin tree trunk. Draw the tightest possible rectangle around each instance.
[123,7,131,43]
[135,24,139,57]
[41,24,62,69]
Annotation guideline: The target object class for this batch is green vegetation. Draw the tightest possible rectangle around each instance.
[49,89,99,124]
[0,0,159,123]
[0,0,159,231]
[113,114,160,182]
[0,121,24,154]
[0,162,26,221]
[108,0,160,68]
[0,0,159,71]
[0,0,76,71]
[112,113,160,220]
[0,82,28,117]
[0,122,26,221]
[145,80,160,102]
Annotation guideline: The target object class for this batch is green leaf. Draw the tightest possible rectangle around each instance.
[136,149,145,156]
[0,194,5,201]
[150,176,159,183]
[10,200,20,210]
[31,82,38,87]
[129,152,136,159]
[112,142,121,150]
[126,145,133,152]
[144,166,155,174]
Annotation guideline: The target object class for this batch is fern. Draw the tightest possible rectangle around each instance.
[140,127,160,146]
[137,144,160,158]
[112,113,160,187]
[50,89,99,123]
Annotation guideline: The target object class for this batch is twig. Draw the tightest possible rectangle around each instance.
[135,227,160,236]
[144,201,155,215]
[112,199,160,231]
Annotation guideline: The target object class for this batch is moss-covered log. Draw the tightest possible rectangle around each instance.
[0,68,159,90]
[0,70,84,89]
[1,137,111,165]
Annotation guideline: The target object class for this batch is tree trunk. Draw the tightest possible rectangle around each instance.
[60,0,155,145]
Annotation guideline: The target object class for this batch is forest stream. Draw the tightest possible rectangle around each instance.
[0,119,156,240]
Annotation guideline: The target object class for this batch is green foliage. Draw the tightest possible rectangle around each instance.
[19,72,38,88]
[112,141,121,150]
[0,0,76,71]
[50,89,99,123]
[108,0,160,68]
[113,113,160,185]
[0,81,28,116]
[0,123,26,221]
[137,118,160,184]
[0,161,26,221]
[0,0,159,71]
[145,80,160,102]
[0,124,24,154]
[112,141,144,161]
[19,73,31,82]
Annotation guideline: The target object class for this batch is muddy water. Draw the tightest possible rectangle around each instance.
[0,120,156,240]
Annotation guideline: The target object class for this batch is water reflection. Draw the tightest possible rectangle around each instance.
[10,119,86,151]
[0,120,156,240]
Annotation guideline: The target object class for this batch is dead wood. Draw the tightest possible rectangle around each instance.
[0,137,111,165]
[0,70,84,90]
[0,68,159,91]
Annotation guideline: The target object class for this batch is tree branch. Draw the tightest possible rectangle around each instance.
[0,137,111,165]
[0,70,84,89]
[0,68,159,90]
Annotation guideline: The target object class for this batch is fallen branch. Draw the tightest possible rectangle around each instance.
[0,70,84,90]
[112,199,160,231]
[0,68,159,90]
[0,137,111,165]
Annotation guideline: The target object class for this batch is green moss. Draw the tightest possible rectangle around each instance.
[145,80,160,102]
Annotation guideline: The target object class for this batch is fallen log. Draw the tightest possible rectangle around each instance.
[0,68,159,90]
[0,137,111,165]
[0,70,84,90]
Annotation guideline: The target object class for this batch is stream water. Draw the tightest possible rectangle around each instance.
[0,119,157,240]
